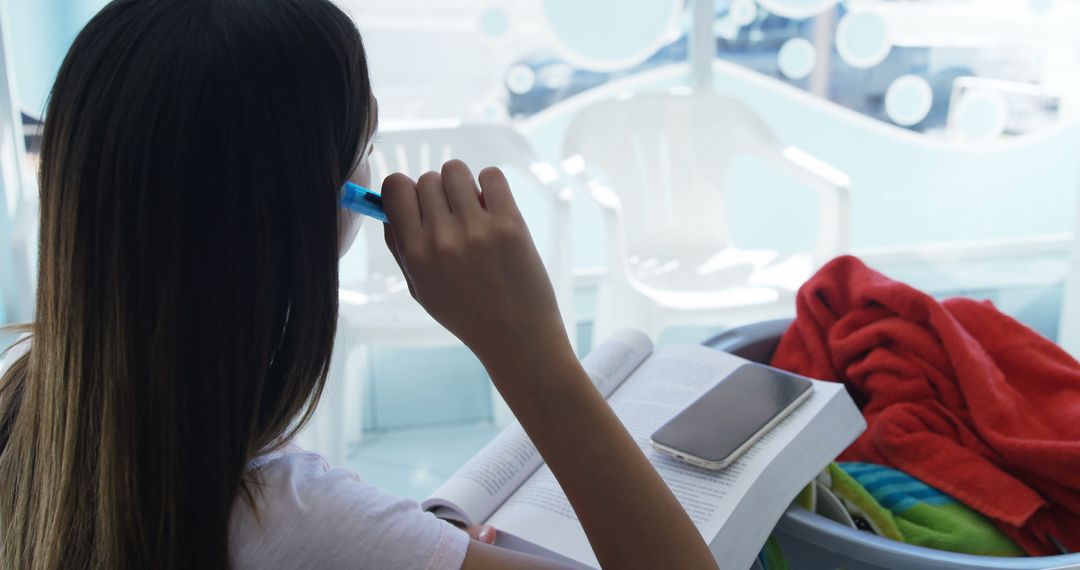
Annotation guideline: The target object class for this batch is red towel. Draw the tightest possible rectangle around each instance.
[770,255,1080,556]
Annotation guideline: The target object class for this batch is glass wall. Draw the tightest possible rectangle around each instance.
[340,0,1078,331]
[330,0,1080,494]
[3,0,1079,498]
[345,0,689,122]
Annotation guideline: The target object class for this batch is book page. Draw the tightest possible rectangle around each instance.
[421,329,654,526]
[486,344,851,567]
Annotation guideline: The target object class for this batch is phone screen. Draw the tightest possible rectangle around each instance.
[651,364,813,464]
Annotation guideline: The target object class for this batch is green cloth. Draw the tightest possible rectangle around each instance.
[792,480,815,511]
[826,463,904,541]
[761,462,1024,565]
[836,462,1024,557]
[756,536,790,570]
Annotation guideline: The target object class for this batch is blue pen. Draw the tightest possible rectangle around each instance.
[340,181,388,223]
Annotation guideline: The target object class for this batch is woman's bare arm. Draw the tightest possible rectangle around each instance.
[381,161,718,569]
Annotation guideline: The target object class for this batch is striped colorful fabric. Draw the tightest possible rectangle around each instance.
[841,462,953,512]
[838,462,1024,557]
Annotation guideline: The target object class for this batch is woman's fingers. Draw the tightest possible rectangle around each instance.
[383,224,417,300]
[416,171,453,229]
[375,160,564,369]
[381,173,422,236]
[465,525,497,544]
[383,164,501,231]
[441,159,483,218]
[477,167,520,218]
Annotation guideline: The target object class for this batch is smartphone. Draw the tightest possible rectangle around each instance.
[650,363,814,470]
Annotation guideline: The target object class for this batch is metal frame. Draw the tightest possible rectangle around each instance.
[690,0,713,90]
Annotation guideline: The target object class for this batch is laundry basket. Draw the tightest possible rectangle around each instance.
[704,319,1080,570]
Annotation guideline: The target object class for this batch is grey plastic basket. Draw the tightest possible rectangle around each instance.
[704,319,1080,570]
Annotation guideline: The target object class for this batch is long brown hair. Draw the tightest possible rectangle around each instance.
[0,0,371,567]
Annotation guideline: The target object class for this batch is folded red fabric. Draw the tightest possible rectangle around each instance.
[770,255,1080,556]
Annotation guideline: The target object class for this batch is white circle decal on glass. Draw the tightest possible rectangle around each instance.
[757,0,839,19]
[480,6,510,37]
[475,98,508,122]
[778,38,816,80]
[954,92,1009,140]
[885,75,933,126]
[542,0,683,71]
[836,11,891,69]
[730,0,758,26]
[1030,0,1054,14]
[505,64,537,94]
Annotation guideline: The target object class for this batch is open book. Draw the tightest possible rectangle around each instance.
[422,330,866,569]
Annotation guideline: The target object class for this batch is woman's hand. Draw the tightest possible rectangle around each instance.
[381,160,574,375]
[383,161,718,570]
[465,524,497,544]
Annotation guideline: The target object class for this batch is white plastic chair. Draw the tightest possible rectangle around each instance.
[562,89,851,343]
[298,124,574,466]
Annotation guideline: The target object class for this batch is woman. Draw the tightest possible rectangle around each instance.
[0,0,719,568]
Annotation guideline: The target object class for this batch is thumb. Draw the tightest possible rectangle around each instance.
[466,524,497,544]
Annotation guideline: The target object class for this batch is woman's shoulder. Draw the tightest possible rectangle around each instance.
[0,335,31,410]
[0,335,31,375]
[229,446,469,570]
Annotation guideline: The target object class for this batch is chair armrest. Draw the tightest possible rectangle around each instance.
[702,318,793,363]
[560,155,629,281]
[527,161,577,336]
[527,161,575,213]
[586,181,633,294]
[776,146,852,266]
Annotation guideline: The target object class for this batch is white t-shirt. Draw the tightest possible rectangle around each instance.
[231,446,469,569]
[0,342,469,569]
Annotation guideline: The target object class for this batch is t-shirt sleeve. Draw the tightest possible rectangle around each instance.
[230,449,470,570]
[0,337,30,411]
[0,335,30,376]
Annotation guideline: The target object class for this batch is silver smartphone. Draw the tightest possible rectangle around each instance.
[650,364,814,470]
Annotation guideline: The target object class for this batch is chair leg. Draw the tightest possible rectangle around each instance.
[490,383,514,428]
[646,321,671,345]
[296,319,359,466]
[592,285,648,346]
[342,343,368,445]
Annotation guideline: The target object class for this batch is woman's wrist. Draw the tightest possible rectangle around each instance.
[482,337,586,405]
[487,346,603,445]
[478,326,578,384]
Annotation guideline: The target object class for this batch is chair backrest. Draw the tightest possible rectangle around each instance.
[353,124,558,283]
[368,124,542,184]
[563,90,784,258]
[340,123,575,344]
